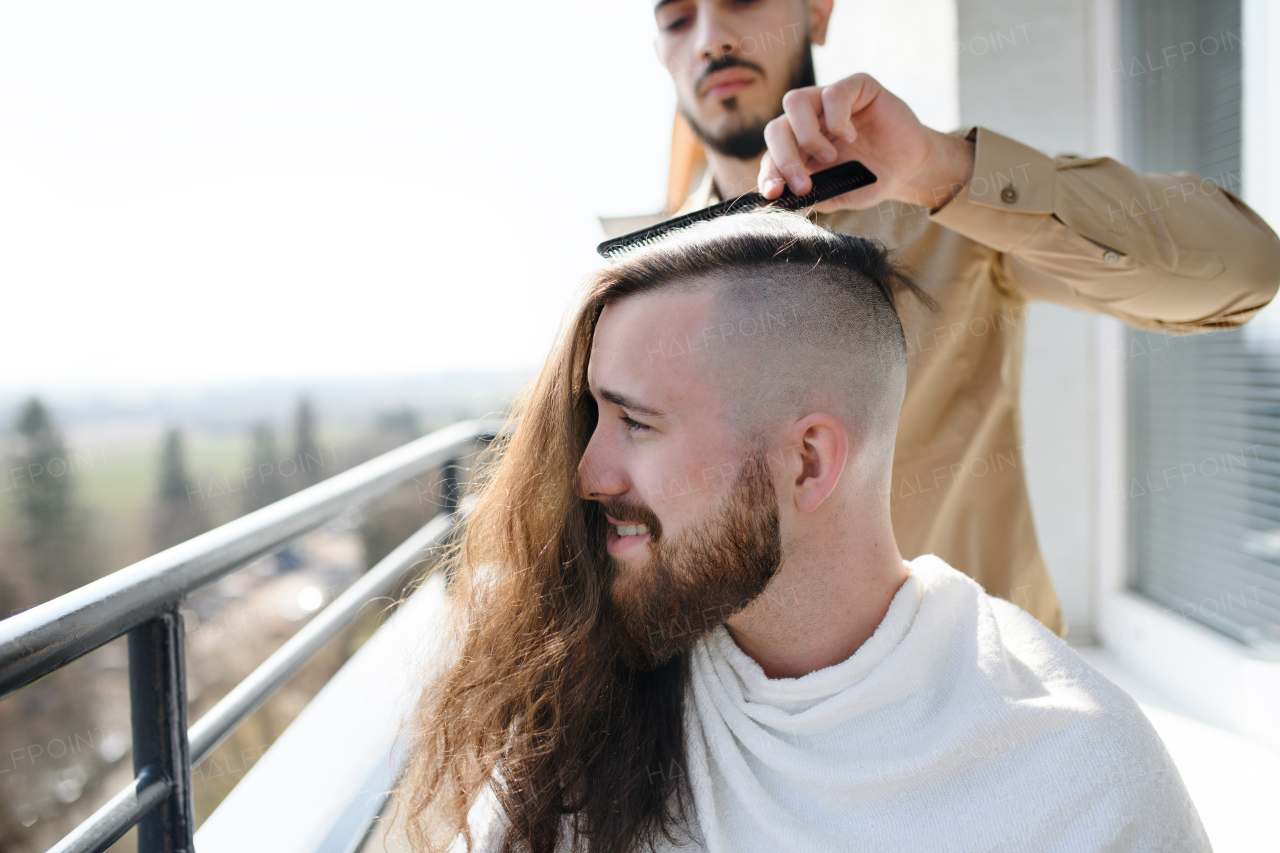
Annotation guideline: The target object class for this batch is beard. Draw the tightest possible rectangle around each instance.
[602,450,782,671]
[679,40,817,161]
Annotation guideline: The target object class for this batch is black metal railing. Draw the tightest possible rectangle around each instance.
[0,419,498,853]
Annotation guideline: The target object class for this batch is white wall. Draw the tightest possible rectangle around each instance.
[1240,0,1280,343]
[955,0,1108,640]
[817,0,959,133]
[1242,0,1280,233]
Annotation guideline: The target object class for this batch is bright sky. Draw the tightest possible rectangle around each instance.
[0,1,957,394]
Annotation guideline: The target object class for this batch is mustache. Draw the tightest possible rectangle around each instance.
[695,54,766,94]
[592,496,663,542]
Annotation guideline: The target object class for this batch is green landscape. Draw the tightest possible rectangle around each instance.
[0,372,525,852]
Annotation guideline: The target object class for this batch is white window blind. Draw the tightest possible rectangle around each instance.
[1121,0,1280,652]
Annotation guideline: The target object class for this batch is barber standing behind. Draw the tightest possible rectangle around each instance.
[651,0,1280,636]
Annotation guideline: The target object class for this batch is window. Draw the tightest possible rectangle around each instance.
[1121,0,1280,652]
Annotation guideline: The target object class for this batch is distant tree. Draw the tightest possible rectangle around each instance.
[375,406,422,443]
[6,398,97,598]
[0,403,121,847]
[14,399,71,540]
[157,428,189,508]
[245,423,283,513]
[152,427,209,552]
[292,397,324,492]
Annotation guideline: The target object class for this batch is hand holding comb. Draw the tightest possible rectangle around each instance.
[597,160,876,259]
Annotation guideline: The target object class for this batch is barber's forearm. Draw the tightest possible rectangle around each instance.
[898,131,975,211]
[1043,163,1280,329]
[930,127,1280,330]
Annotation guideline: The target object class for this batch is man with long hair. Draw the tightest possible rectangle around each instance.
[648,0,1280,637]
[397,211,1209,852]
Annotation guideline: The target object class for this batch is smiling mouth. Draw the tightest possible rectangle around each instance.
[604,514,653,551]
[606,514,651,538]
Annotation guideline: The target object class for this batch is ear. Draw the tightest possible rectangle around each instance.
[785,413,847,513]
[808,0,835,47]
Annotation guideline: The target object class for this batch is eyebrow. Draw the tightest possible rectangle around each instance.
[653,0,683,10]
[600,389,666,418]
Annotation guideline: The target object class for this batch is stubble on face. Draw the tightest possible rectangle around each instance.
[603,450,782,671]
[678,38,817,162]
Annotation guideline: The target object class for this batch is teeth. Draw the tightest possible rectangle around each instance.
[615,524,649,537]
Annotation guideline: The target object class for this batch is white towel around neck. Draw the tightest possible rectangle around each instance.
[463,555,1210,852]
[666,555,1210,852]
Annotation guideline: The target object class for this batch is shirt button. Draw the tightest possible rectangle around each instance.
[1103,251,1119,264]
[1000,185,1018,203]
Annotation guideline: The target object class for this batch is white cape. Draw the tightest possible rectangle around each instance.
[464,555,1209,852]
[669,555,1209,852]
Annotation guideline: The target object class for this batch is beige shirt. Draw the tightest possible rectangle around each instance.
[682,127,1280,636]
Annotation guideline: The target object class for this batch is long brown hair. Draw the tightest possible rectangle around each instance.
[395,211,927,853]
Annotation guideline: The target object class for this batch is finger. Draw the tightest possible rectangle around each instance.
[841,73,883,119]
[757,152,787,199]
[820,84,857,142]
[781,88,837,166]
[763,117,813,195]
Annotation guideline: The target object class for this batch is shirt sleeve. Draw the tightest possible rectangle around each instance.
[929,127,1280,332]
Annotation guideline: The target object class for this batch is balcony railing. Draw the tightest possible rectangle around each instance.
[0,419,499,853]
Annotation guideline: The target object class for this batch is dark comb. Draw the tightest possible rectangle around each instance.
[596,160,876,259]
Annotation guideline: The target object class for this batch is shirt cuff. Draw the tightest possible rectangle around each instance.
[929,127,1058,253]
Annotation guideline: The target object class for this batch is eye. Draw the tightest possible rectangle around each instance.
[621,414,652,433]
[663,16,691,32]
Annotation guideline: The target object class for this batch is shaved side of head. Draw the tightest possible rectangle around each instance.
[603,210,927,473]
[699,266,907,466]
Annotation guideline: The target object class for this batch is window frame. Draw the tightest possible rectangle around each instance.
[1092,0,1280,750]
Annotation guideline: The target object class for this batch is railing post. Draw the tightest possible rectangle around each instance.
[128,608,195,852]
[441,457,463,512]
[439,458,464,587]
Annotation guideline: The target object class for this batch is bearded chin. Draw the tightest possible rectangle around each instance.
[680,42,817,162]
[682,112,771,162]
[607,453,782,671]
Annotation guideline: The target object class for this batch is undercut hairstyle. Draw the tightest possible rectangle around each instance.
[395,210,929,853]
[613,211,925,466]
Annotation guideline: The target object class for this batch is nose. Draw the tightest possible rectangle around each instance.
[693,5,739,62]
[577,429,630,501]
[701,40,735,61]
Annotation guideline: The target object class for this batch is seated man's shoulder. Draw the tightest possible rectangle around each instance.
[984,591,1134,723]
[915,558,1165,761]
[908,558,1210,848]
[978,591,1209,847]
